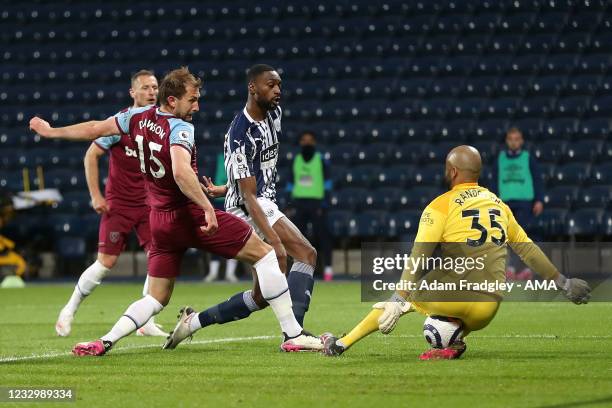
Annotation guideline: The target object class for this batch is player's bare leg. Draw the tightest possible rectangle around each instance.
[165,233,322,352]
[273,217,317,326]
[55,253,116,336]
[72,276,173,356]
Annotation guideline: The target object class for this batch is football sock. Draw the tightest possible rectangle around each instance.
[195,290,260,329]
[287,262,315,326]
[340,309,384,349]
[225,258,238,280]
[206,259,220,281]
[64,260,110,315]
[101,295,163,344]
[140,274,159,327]
[142,274,149,297]
[254,249,302,338]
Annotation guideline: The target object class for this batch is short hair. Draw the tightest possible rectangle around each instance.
[158,67,202,106]
[130,69,155,87]
[506,127,522,137]
[246,64,276,84]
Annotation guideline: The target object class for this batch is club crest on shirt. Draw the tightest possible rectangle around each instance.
[109,231,120,243]
[273,117,281,132]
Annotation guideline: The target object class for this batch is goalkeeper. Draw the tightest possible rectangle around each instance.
[323,145,591,360]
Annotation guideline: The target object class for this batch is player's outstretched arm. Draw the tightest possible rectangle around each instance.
[84,143,109,214]
[170,146,218,236]
[29,116,120,141]
[507,208,591,304]
[238,177,287,274]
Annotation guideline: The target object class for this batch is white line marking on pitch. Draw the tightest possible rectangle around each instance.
[0,335,276,364]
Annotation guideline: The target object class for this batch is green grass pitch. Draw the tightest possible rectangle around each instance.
[1,282,611,408]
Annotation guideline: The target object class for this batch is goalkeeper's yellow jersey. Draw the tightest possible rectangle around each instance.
[406,182,558,285]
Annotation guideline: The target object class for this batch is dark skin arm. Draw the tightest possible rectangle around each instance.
[238,176,287,274]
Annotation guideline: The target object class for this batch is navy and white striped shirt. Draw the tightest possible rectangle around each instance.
[224,106,281,208]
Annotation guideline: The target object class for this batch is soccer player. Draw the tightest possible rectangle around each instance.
[200,64,317,330]
[323,145,591,360]
[30,67,323,356]
[55,70,167,338]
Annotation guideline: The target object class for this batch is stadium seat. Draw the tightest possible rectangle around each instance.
[542,186,578,210]
[578,186,611,209]
[328,188,368,211]
[383,210,421,239]
[566,209,602,237]
[327,210,351,238]
[550,162,591,186]
[589,163,612,185]
[376,165,414,188]
[533,209,568,238]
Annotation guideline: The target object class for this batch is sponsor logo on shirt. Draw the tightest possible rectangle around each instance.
[260,143,278,170]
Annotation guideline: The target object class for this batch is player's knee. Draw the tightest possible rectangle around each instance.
[306,244,317,265]
[150,291,171,307]
[296,243,317,265]
[97,253,118,269]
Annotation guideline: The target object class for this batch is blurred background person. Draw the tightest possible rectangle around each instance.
[288,131,334,281]
[493,127,544,281]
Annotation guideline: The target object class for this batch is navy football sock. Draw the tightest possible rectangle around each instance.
[198,290,260,327]
[287,262,315,326]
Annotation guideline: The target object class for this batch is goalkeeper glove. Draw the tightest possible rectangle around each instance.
[555,274,591,305]
[373,293,412,334]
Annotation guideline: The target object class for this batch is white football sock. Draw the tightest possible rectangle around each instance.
[140,275,159,325]
[101,295,163,344]
[254,250,302,338]
[142,274,149,297]
[225,258,238,280]
[206,260,220,280]
[189,312,202,332]
[64,260,110,315]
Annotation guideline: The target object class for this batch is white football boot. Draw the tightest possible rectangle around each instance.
[280,331,324,352]
[162,306,196,349]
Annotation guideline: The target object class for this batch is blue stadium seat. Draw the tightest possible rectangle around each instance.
[383,210,421,239]
[550,162,591,186]
[540,118,577,141]
[578,118,610,140]
[562,140,601,163]
[327,210,352,238]
[354,143,394,165]
[412,164,444,187]
[578,186,611,209]
[542,185,578,209]
[348,211,386,238]
[55,191,92,214]
[601,212,612,237]
[532,141,566,164]
[532,209,568,237]
[566,209,602,237]
[553,96,590,117]
[376,165,414,188]
[328,188,368,211]
[337,165,380,188]
[589,163,612,185]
